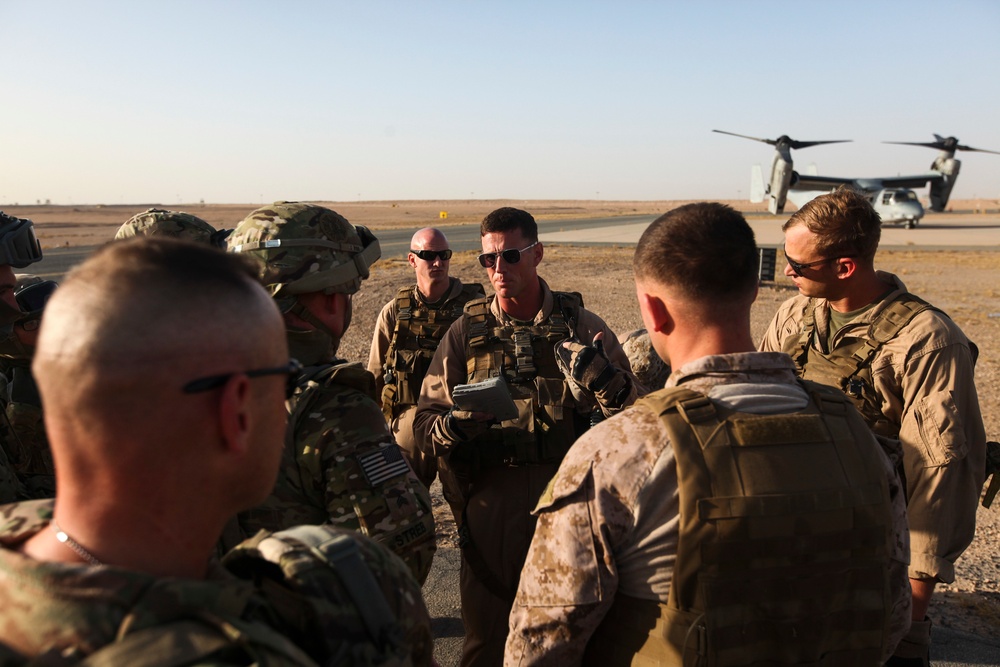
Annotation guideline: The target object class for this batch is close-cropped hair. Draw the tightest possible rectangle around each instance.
[633,202,758,303]
[481,207,538,242]
[783,187,882,262]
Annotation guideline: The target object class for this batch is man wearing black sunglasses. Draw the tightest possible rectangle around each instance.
[414,207,638,666]
[0,238,433,665]
[227,202,436,586]
[369,228,483,500]
[761,188,987,667]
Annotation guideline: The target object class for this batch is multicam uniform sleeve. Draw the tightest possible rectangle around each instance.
[505,416,649,666]
[299,382,436,584]
[890,314,986,582]
[368,300,396,399]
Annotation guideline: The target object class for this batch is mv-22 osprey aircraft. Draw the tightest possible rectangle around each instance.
[714,130,1000,228]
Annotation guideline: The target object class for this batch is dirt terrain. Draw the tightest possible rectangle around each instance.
[9,200,1000,639]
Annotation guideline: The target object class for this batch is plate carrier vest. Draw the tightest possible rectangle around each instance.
[379,281,484,422]
[584,383,894,667]
[461,291,588,469]
[780,292,936,438]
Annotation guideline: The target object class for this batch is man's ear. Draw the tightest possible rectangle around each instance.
[218,374,252,456]
[834,257,859,280]
[407,252,418,270]
[533,242,543,267]
[638,292,673,335]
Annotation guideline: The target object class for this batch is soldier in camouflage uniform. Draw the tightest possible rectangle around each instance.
[507,203,911,666]
[414,207,638,667]
[0,238,433,666]
[759,189,986,666]
[0,213,51,500]
[368,227,484,498]
[228,202,436,585]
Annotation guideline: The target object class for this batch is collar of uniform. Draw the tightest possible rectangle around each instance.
[667,351,800,391]
[416,277,462,307]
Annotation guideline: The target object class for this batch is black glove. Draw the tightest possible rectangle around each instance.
[556,339,616,392]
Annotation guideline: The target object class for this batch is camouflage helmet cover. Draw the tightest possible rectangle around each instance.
[115,208,217,244]
[227,201,381,299]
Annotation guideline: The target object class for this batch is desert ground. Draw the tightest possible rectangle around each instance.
[7,200,1000,647]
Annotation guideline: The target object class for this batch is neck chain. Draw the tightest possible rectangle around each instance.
[51,520,103,566]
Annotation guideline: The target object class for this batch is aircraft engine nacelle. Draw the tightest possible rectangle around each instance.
[929,156,961,212]
[768,153,793,214]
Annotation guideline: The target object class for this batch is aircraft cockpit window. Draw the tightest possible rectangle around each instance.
[883,192,893,204]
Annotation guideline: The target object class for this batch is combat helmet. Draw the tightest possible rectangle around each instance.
[228,201,380,303]
[0,212,43,269]
[115,208,217,244]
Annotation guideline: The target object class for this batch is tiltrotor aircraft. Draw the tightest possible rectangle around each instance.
[714,130,1000,228]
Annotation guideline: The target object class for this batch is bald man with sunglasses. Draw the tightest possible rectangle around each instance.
[760,188,987,667]
[369,228,484,496]
[414,208,638,667]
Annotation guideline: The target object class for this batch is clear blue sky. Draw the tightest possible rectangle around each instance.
[3,0,998,205]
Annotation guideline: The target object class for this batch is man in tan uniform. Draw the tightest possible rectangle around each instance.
[759,188,986,666]
[414,207,638,667]
[0,239,433,665]
[507,202,911,666]
[369,227,484,495]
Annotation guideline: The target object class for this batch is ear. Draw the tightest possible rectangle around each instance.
[218,374,252,456]
[407,252,418,270]
[532,242,543,267]
[637,291,673,335]
[834,257,858,280]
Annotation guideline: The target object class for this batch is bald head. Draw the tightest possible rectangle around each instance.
[410,227,448,249]
[408,228,452,300]
[35,239,286,442]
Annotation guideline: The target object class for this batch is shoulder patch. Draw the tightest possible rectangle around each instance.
[357,446,411,487]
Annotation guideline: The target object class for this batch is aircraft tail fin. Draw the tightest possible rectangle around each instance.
[750,165,765,203]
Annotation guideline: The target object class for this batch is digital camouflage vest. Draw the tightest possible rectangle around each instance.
[585,383,894,667]
[379,281,484,421]
[780,293,936,438]
[461,292,589,469]
[234,361,436,585]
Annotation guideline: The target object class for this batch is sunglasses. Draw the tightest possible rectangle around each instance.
[183,359,303,400]
[478,241,539,269]
[783,245,836,277]
[410,249,453,261]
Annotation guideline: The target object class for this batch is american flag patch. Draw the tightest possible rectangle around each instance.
[358,446,411,486]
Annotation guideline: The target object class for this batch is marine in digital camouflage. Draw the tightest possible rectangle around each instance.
[621,328,670,392]
[114,208,217,244]
[227,202,435,585]
[0,499,433,666]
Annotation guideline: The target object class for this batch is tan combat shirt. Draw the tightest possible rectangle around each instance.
[760,271,987,582]
[505,352,911,667]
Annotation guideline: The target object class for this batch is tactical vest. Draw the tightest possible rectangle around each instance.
[781,293,936,438]
[585,383,893,667]
[380,281,484,421]
[461,292,589,468]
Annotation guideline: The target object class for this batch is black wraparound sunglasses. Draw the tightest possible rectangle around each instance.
[478,241,538,268]
[410,249,453,261]
[782,244,849,277]
[183,359,303,399]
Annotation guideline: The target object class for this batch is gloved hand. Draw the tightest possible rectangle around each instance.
[555,338,617,392]
[435,407,493,445]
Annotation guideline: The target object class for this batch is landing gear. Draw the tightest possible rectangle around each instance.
[905,219,917,229]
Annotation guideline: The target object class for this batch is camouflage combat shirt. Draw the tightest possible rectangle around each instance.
[505,352,912,667]
[234,361,436,585]
[0,500,434,666]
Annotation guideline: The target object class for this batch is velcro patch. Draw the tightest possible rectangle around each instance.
[358,446,411,486]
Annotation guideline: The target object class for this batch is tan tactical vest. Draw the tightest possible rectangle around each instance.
[380,281,484,421]
[585,383,893,667]
[462,292,588,468]
[780,293,935,438]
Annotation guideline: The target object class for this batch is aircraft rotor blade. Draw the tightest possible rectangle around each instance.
[884,136,1000,155]
[713,130,851,150]
[712,129,776,146]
